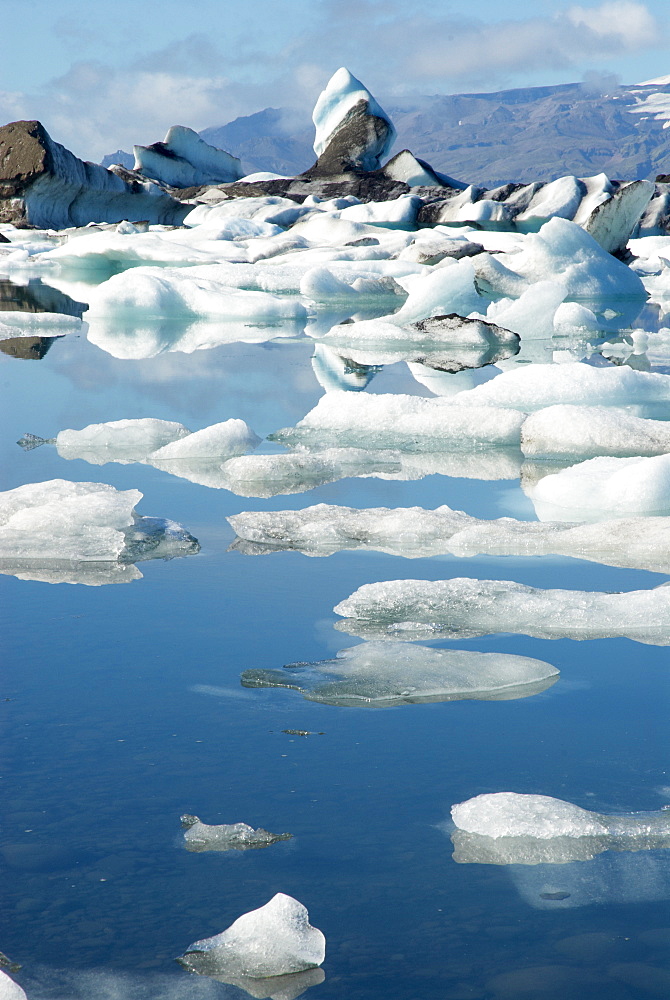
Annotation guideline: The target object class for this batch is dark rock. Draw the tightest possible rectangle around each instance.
[306,98,395,175]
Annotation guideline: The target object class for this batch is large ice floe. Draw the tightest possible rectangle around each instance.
[0,479,199,585]
[241,642,558,707]
[449,792,670,866]
[227,503,670,573]
[178,893,325,981]
[180,815,292,852]
[528,453,670,521]
[0,971,27,1000]
[333,577,670,644]
[520,404,670,458]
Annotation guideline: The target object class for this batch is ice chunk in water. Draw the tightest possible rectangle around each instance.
[333,576,670,644]
[452,362,670,414]
[452,793,610,839]
[241,642,558,707]
[521,405,670,459]
[149,420,261,460]
[528,453,670,520]
[54,418,191,464]
[178,892,325,978]
[0,971,26,1000]
[180,815,292,852]
[227,503,670,573]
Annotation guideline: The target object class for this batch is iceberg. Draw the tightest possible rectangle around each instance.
[180,815,292,852]
[133,125,243,187]
[269,392,525,451]
[521,404,670,458]
[528,453,670,520]
[241,642,558,707]
[0,971,26,1000]
[178,893,325,979]
[227,503,670,573]
[0,479,199,585]
[333,576,670,644]
[450,792,670,866]
[311,67,396,171]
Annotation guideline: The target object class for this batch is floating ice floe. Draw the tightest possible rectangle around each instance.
[241,642,558,707]
[20,418,261,473]
[269,391,525,451]
[180,815,292,852]
[451,362,670,415]
[178,893,325,979]
[0,479,198,585]
[333,577,670,644]
[227,503,670,573]
[0,309,83,339]
[449,792,670,866]
[521,404,670,458]
[528,453,670,521]
[0,971,27,1000]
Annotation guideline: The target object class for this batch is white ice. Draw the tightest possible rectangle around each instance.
[528,453,670,521]
[227,503,670,573]
[54,418,191,464]
[521,404,670,458]
[180,893,325,979]
[149,420,260,460]
[333,576,670,644]
[240,642,558,707]
[312,67,396,163]
[451,362,670,414]
[0,971,27,1000]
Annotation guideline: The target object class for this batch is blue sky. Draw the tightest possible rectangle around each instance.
[1,0,668,159]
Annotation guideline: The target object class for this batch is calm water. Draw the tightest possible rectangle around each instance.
[1,282,669,1000]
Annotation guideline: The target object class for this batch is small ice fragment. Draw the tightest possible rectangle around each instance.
[178,892,325,978]
[180,815,292,852]
[0,970,27,1000]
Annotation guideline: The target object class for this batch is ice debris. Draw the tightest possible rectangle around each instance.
[227,503,670,573]
[450,792,670,866]
[178,893,325,979]
[180,815,292,852]
[333,577,670,644]
[241,642,558,707]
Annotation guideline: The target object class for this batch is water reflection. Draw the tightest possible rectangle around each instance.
[178,963,325,1000]
[0,335,62,360]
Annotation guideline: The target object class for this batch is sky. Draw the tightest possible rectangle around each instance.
[1,0,669,161]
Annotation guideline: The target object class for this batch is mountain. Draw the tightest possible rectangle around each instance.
[101,76,670,187]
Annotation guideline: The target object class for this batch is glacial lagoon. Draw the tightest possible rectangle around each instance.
[1,191,670,1000]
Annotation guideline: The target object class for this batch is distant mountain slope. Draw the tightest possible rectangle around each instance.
[102,77,670,187]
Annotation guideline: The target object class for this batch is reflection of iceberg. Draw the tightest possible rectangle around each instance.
[181,814,292,852]
[311,343,380,392]
[241,642,558,707]
[0,479,199,585]
[227,503,670,573]
[333,577,670,644]
[87,316,303,359]
[221,446,522,498]
[0,334,62,360]
[449,792,670,909]
[180,965,325,1000]
[270,391,525,450]
[178,893,325,979]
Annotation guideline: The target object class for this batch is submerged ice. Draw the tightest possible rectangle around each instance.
[180,815,292,852]
[241,642,559,707]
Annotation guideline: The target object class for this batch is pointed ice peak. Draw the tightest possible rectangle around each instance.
[312,67,396,162]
